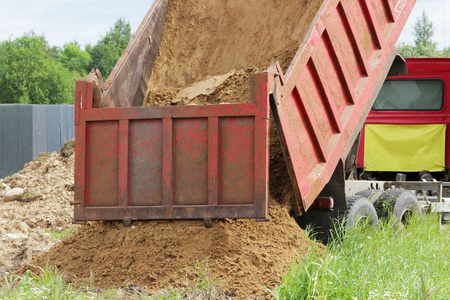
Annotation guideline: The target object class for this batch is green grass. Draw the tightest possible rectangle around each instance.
[1,265,149,299]
[271,214,450,299]
[65,140,75,148]
[45,226,77,242]
[5,216,449,299]
[1,264,88,299]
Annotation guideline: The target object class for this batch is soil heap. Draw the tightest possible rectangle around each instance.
[30,200,317,299]
[144,0,322,106]
[0,140,75,275]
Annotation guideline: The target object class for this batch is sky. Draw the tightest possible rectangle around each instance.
[0,0,449,49]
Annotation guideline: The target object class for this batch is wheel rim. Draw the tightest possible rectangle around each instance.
[401,209,413,225]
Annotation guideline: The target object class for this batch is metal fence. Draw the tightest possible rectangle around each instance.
[0,105,75,178]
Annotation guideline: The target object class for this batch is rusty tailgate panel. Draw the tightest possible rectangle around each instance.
[271,0,415,214]
[74,74,270,221]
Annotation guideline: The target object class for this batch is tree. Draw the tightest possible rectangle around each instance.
[87,18,132,77]
[413,10,438,56]
[60,42,91,79]
[398,10,443,57]
[0,32,74,104]
[443,47,450,58]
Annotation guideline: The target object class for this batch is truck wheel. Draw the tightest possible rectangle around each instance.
[393,191,422,226]
[345,195,378,230]
[355,189,383,204]
[374,189,422,226]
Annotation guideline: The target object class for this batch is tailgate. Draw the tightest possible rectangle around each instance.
[74,74,270,221]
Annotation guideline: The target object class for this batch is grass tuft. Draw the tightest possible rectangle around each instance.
[45,226,77,242]
[0,258,228,299]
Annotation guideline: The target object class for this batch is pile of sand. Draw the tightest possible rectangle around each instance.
[30,200,317,299]
[144,0,322,106]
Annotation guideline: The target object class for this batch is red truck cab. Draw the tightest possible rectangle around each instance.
[357,58,450,181]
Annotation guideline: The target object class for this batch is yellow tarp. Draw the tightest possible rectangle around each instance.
[364,124,446,172]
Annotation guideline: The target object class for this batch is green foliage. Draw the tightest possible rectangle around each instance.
[66,139,75,148]
[0,18,132,104]
[413,11,438,55]
[271,214,450,299]
[45,226,77,242]
[86,18,132,77]
[0,264,85,299]
[398,10,449,57]
[60,42,91,78]
[0,259,227,299]
[0,32,74,104]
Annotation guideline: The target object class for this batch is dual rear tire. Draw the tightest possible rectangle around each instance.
[297,188,421,243]
[347,188,422,229]
[371,189,422,226]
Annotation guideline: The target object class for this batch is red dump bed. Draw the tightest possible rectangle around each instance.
[74,0,415,221]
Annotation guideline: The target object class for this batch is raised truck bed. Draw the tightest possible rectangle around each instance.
[74,0,415,222]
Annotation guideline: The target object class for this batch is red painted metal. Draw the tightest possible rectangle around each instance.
[357,58,450,168]
[270,0,415,214]
[74,74,270,221]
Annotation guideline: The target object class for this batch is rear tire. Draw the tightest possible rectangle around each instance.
[344,195,378,230]
[374,189,422,226]
[296,195,379,243]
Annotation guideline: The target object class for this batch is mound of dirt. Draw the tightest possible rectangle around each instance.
[144,0,322,106]
[28,199,318,299]
[0,139,75,275]
[20,132,300,299]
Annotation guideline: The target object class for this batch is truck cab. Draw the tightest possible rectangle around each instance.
[298,58,450,242]
[357,58,450,182]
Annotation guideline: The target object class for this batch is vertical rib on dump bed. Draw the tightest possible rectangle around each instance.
[74,74,270,221]
[270,0,415,214]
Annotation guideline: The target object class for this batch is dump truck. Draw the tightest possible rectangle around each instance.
[73,0,416,232]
